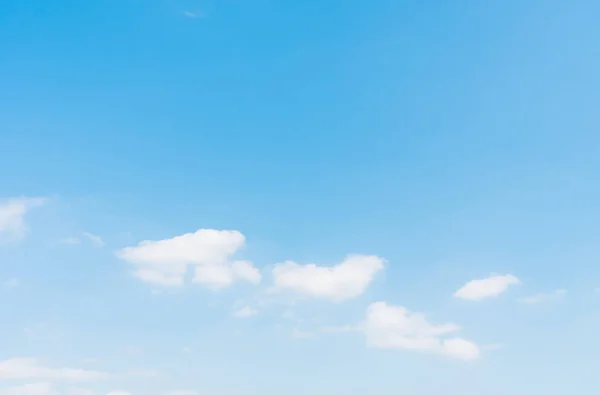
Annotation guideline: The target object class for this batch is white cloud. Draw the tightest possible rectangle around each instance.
[0,197,46,242]
[82,233,104,248]
[116,229,261,289]
[454,274,520,301]
[233,305,257,318]
[0,358,106,381]
[362,302,480,361]
[0,383,54,395]
[518,289,566,304]
[270,254,385,302]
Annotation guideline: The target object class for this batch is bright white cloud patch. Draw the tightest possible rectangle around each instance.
[518,289,566,304]
[362,302,480,361]
[271,254,385,302]
[116,229,260,289]
[0,197,46,242]
[454,274,520,301]
[0,358,106,381]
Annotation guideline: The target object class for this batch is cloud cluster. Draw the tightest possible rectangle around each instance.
[363,302,480,361]
[116,229,260,289]
[3,201,544,364]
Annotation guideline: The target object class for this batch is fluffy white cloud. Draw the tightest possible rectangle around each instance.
[0,197,46,242]
[116,229,260,289]
[0,383,54,395]
[362,302,480,361]
[271,254,385,302]
[518,289,566,304]
[454,274,520,301]
[233,305,257,318]
[0,358,106,381]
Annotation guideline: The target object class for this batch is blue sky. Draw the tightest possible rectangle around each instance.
[1,0,600,394]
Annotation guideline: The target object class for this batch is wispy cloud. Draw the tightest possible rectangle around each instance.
[60,232,104,248]
[0,197,47,242]
[518,289,566,304]
[0,358,107,381]
[182,10,207,19]
[82,232,104,247]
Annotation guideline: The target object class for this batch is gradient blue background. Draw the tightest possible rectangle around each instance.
[1,1,600,394]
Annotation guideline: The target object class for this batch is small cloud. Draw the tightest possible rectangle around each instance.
[60,233,104,247]
[362,302,480,361]
[270,254,385,302]
[454,273,521,301]
[3,278,21,289]
[0,196,47,242]
[518,289,566,304]
[233,306,257,318]
[82,232,104,248]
